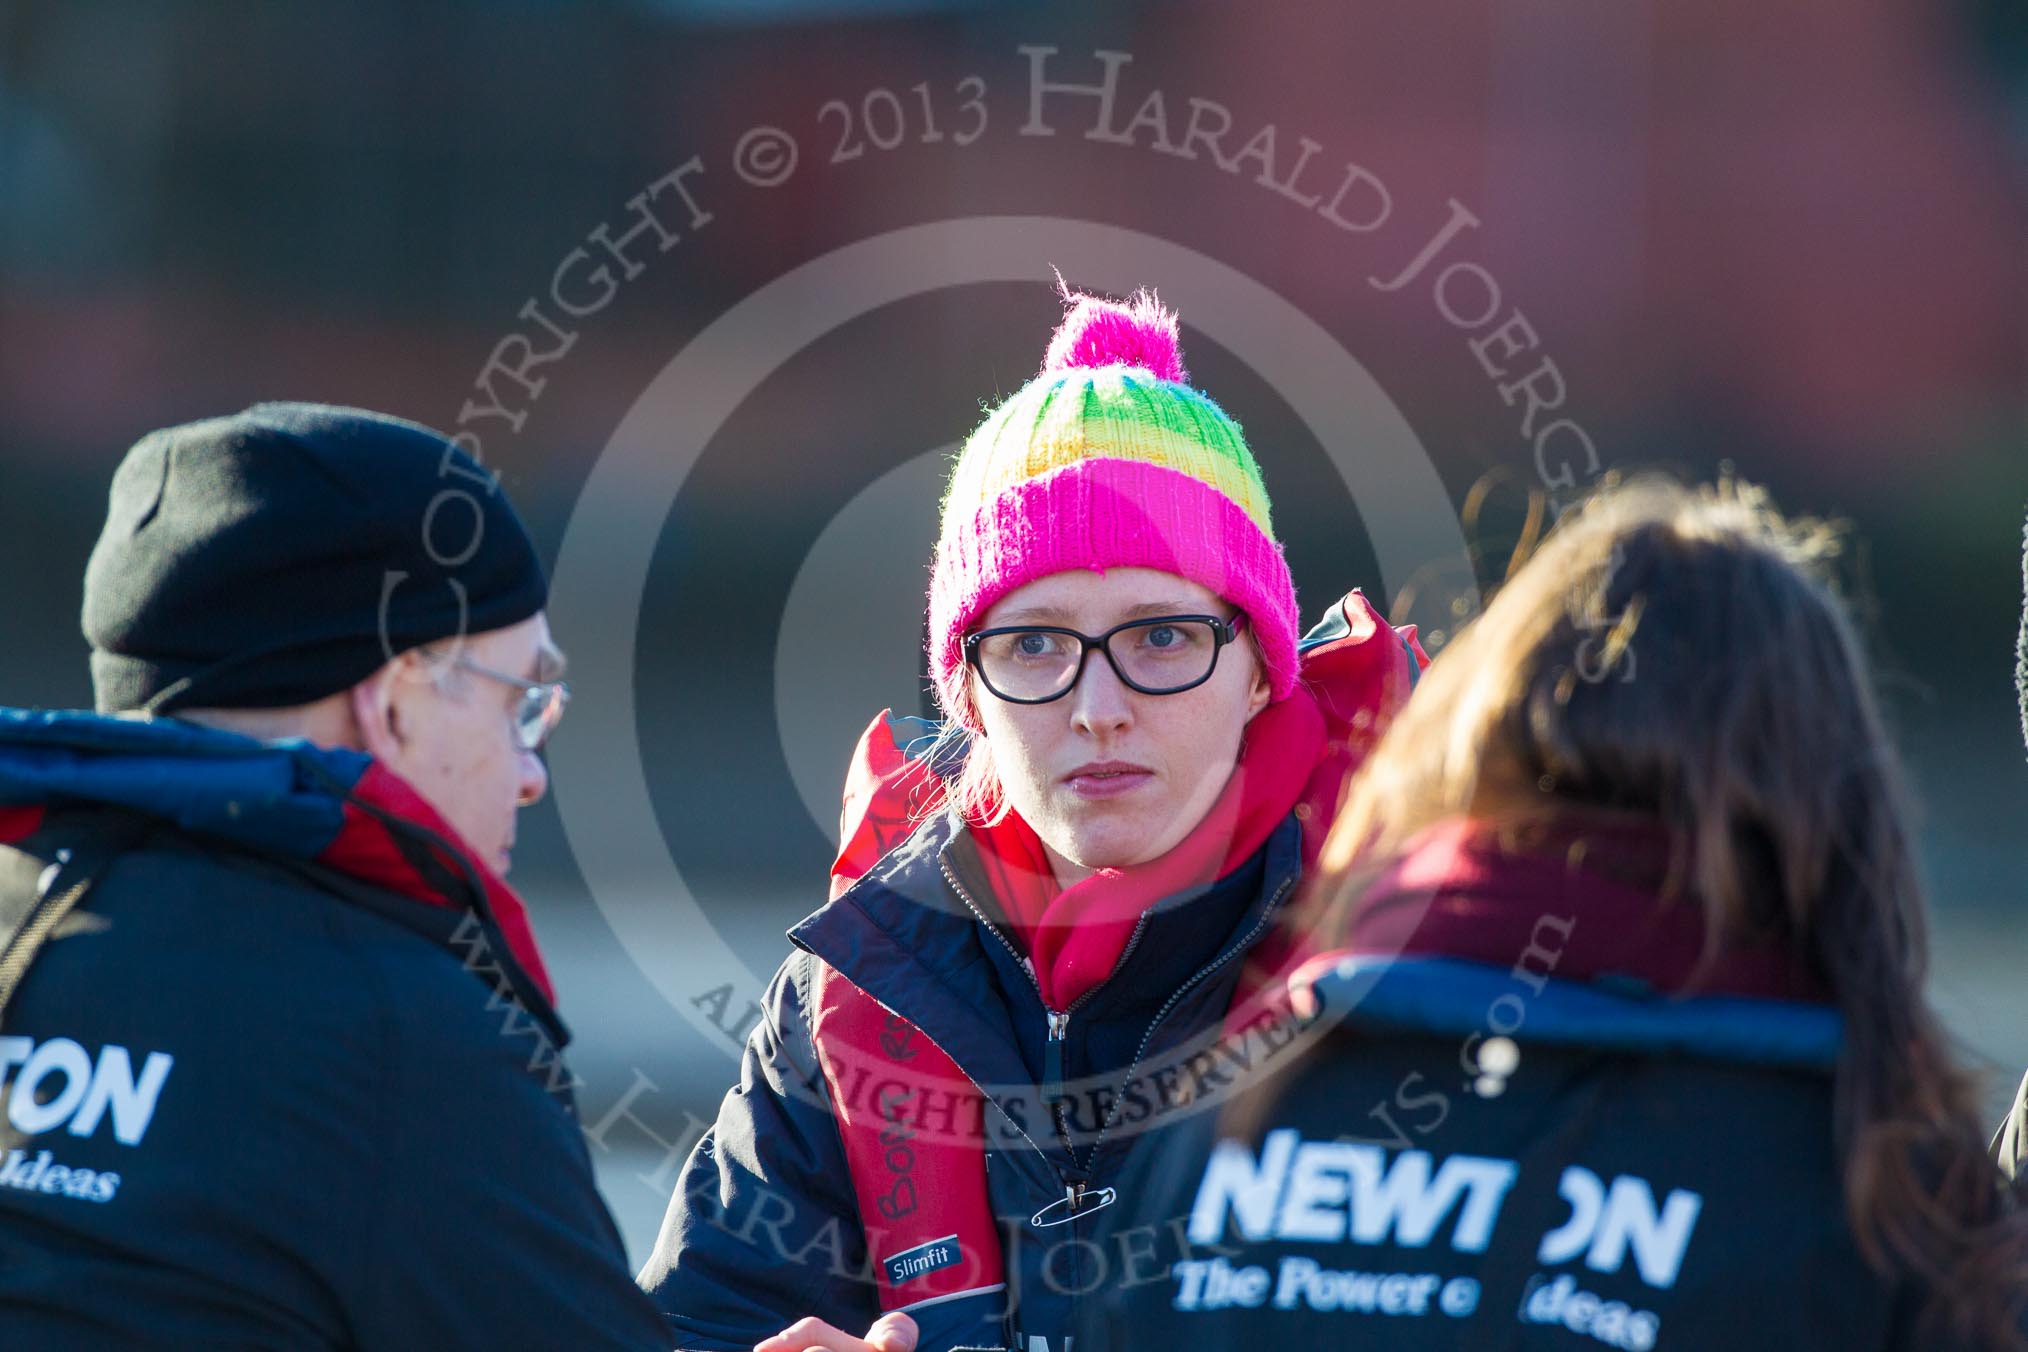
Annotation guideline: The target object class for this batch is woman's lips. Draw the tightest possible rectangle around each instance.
[1064,763,1154,799]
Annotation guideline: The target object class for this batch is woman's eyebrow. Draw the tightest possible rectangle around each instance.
[1117,600,1203,619]
[994,601,1202,625]
[993,605,1076,624]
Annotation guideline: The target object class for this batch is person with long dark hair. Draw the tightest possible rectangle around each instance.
[1087,477,2028,1350]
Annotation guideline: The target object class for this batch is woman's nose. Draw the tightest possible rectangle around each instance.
[1067,648,1135,735]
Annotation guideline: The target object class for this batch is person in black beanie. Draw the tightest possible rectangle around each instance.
[0,404,672,1350]
[79,401,560,876]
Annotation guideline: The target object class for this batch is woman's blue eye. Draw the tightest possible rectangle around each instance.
[1146,626,1179,648]
[1016,633,1053,657]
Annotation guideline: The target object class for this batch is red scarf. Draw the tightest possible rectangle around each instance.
[328,761,557,1005]
[964,688,1328,1010]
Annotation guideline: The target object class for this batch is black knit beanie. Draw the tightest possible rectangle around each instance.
[84,402,548,714]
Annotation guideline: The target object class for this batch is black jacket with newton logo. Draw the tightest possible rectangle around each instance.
[0,709,670,1351]
[1080,951,2007,1351]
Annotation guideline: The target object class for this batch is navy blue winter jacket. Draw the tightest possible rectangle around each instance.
[639,591,1425,1352]
[637,807,1308,1352]
[0,710,671,1350]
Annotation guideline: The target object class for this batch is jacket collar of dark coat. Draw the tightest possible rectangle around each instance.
[792,806,1306,1105]
[1292,816,1843,1072]
[0,707,558,1010]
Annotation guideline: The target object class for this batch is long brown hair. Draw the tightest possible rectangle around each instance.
[1313,475,2028,1345]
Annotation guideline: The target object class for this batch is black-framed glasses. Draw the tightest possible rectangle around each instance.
[419,649,571,751]
[962,613,1247,705]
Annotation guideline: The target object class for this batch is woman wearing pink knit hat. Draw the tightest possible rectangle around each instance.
[639,284,1427,1352]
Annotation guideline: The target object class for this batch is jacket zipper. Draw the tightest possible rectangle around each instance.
[1043,1008,1071,1114]
[941,854,1159,1165]
[936,856,1085,1195]
[1087,872,1299,1164]
[945,853,1299,1171]
[1047,909,1155,1146]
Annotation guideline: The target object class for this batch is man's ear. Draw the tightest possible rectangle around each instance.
[348,658,409,763]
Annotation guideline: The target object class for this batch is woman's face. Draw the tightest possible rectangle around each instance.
[970,567,1272,886]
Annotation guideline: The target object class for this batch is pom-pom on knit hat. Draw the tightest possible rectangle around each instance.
[928,283,1299,729]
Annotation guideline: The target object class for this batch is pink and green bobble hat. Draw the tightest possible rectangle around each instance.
[928,286,1300,729]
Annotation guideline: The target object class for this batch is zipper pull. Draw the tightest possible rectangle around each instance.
[1043,1008,1070,1117]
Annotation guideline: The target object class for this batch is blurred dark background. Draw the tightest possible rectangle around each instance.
[3,0,2024,1262]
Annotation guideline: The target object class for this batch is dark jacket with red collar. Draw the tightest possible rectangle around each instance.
[0,709,669,1350]
[1079,820,2004,1352]
[638,592,1425,1352]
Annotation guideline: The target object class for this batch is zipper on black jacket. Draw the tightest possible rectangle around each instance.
[942,854,1160,1165]
[924,857,1074,1180]
[941,855,1082,1155]
[1043,1008,1070,1113]
[940,855,1119,1167]
[941,845,1292,1178]
[1088,871,1299,1165]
